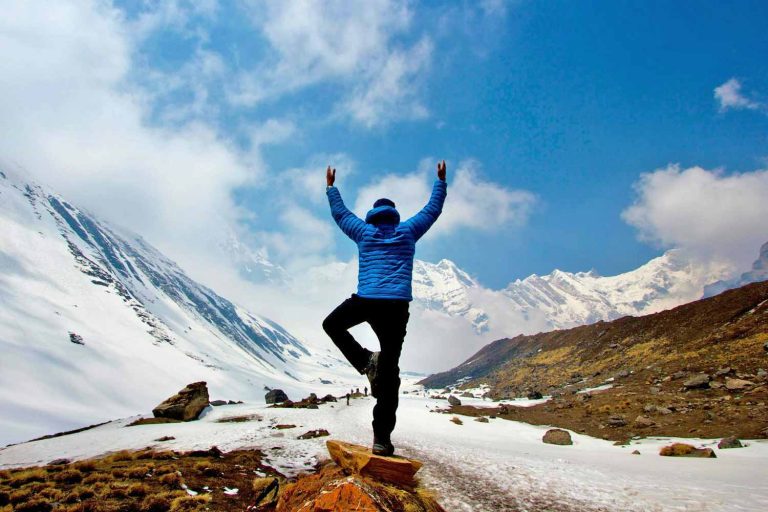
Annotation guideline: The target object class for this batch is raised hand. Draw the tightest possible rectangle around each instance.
[437,160,446,181]
[326,165,336,187]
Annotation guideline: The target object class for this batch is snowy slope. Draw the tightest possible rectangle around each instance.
[1,388,767,512]
[412,251,732,334]
[0,169,352,445]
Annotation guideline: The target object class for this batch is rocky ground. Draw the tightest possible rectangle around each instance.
[446,371,767,443]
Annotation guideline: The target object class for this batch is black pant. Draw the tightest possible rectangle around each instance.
[322,294,410,442]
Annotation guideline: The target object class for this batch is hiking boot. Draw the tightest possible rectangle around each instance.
[364,351,380,398]
[372,436,394,457]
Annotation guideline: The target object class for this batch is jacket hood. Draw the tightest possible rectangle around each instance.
[365,205,400,225]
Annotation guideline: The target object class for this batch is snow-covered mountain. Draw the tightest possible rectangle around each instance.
[702,242,768,298]
[0,169,349,445]
[411,251,733,334]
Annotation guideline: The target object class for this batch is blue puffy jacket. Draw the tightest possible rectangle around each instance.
[327,179,447,301]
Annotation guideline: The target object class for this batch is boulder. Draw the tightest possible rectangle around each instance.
[152,381,209,421]
[717,436,743,449]
[527,391,544,400]
[725,378,753,391]
[659,443,716,458]
[683,374,711,389]
[634,415,655,428]
[474,417,489,423]
[298,429,330,440]
[631,450,641,455]
[276,464,444,512]
[460,392,474,398]
[321,394,338,403]
[447,395,461,407]
[265,389,289,404]
[714,367,732,377]
[764,341,768,353]
[210,400,227,406]
[606,415,627,427]
[542,428,573,445]
[325,440,423,488]
[449,416,463,425]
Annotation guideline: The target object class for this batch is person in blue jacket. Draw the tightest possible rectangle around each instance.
[323,161,448,456]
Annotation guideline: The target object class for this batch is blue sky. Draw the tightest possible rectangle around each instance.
[3,0,768,290]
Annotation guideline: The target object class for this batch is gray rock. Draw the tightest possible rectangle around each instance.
[717,436,743,449]
[461,392,474,398]
[671,371,687,380]
[683,374,711,389]
[607,415,627,427]
[265,389,289,404]
[714,367,732,377]
[210,400,227,406]
[634,415,655,428]
[616,369,631,379]
[448,395,462,406]
[725,378,753,391]
[542,428,573,445]
[527,391,543,400]
[474,417,490,423]
[656,406,673,415]
[631,450,641,455]
[153,381,209,421]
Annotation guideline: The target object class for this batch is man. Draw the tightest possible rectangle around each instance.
[322,161,447,456]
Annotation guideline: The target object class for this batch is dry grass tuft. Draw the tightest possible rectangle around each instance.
[82,472,112,485]
[107,450,135,463]
[125,465,153,479]
[169,494,211,512]
[8,468,47,488]
[12,499,52,512]
[157,473,182,488]
[9,488,32,504]
[52,469,84,485]
[127,483,150,497]
[140,493,172,512]
[154,465,176,476]
[72,460,97,473]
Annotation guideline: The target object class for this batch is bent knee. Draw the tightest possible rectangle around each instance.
[322,315,337,335]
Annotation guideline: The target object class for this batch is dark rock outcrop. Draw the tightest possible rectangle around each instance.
[447,395,461,406]
[152,381,209,421]
[265,389,289,404]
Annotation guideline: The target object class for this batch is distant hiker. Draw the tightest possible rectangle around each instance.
[323,161,447,456]
[364,386,368,397]
[346,392,350,406]
[356,387,360,395]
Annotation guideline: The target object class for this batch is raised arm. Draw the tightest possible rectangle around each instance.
[402,160,448,240]
[325,165,367,242]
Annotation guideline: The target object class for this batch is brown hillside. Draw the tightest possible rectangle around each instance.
[420,281,768,441]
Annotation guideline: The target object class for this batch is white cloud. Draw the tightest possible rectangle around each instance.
[232,0,431,127]
[622,164,768,271]
[353,160,536,237]
[0,0,263,283]
[714,78,762,112]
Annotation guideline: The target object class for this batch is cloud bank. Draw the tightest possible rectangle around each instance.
[622,164,768,271]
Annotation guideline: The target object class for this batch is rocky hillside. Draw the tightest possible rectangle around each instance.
[421,281,768,440]
[422,280,768,392]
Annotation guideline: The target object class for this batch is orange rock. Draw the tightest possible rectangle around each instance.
[326,440,423,488]
[305,480,380,512]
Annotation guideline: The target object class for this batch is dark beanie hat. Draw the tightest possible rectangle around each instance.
[373,198,396,208]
